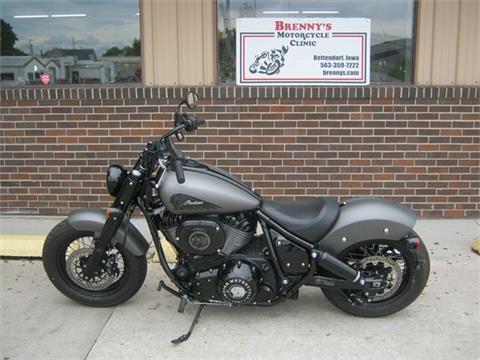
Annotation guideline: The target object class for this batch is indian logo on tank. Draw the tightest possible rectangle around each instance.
[183,199,204,206]
[170,194,221,211]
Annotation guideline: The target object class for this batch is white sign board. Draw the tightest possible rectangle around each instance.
[236,18,370,86]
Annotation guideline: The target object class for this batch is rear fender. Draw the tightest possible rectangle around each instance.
[318,198,416,256]
[67,208,149,256]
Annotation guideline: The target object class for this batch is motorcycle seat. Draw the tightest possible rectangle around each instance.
[260,197,340,243]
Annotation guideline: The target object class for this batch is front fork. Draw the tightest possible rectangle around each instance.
[84,169,143,277]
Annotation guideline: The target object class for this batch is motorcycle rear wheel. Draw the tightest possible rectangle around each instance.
[43,219,147,307]
[321,238,430,317]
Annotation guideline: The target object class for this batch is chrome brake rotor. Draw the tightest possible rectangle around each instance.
[357,255,402,301]
[66,248,115,291]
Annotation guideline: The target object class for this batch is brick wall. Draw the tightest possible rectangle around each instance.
[0,86,478,217]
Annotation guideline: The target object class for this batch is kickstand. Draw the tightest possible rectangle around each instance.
[171,304,205,345]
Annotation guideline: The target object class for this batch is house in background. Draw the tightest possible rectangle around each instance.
[0,49,115,86]
[43,48,115,85]
[0,56,59,85]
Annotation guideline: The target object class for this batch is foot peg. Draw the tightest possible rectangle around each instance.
[158,280,182,297]
[177,295,188,313]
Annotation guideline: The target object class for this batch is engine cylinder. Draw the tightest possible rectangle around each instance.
[161,211,255,255]
[174,219,225,255]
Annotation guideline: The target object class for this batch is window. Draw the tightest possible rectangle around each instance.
[48,67,57,81]
[0,0,141,86]
[1,73,14,81]
[218,0,415,84]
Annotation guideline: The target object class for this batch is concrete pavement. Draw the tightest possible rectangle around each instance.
[1,219,479,359]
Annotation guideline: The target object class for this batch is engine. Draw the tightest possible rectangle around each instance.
[217,260,259,305]
[158,211,277,305]
[161,212,256,255]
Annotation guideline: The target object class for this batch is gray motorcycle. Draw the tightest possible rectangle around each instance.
[43,91,430,343]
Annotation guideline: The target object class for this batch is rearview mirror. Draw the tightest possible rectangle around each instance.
[186,91,199,109]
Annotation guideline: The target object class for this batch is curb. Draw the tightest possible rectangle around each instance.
[0,235,46,257]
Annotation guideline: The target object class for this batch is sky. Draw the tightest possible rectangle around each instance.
[1,0,140,56]
[1,0,414,56]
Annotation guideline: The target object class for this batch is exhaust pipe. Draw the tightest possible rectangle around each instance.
[312,249,360,282]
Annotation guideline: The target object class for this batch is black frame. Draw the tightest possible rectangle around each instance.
[141,202,319,306]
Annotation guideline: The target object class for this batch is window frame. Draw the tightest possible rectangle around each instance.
[0,1,142,88]
[215,0,419,85]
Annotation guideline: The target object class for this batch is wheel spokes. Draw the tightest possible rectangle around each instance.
[65,237,125,291]
[342,241,409,303]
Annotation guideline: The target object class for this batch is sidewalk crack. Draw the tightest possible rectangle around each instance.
[83,307,116,360]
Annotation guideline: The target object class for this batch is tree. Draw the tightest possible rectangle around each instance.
[103,46,122,57]
[131,38,140,56]
[102,38,141,57]
[1,19,26,55]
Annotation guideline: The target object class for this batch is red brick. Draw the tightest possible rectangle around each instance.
[271,106,292,113]
[0,86,477,218]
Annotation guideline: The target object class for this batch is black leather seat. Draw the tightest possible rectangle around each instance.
[260,197,340,243]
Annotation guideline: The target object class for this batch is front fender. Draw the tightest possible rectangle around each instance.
[68,208,149,256]
[318,198,416,255]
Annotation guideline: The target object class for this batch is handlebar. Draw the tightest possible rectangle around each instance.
[162,114,204,139]
[138,112,205,184]
[183,114,205,132]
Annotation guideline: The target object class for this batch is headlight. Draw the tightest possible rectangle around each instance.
[106,165,127,197]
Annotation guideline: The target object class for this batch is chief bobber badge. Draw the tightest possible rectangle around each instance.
[40,72,51,86]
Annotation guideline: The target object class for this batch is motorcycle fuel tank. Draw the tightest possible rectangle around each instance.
[159,168,260,215]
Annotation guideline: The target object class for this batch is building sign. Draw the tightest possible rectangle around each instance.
[236,18,370,86]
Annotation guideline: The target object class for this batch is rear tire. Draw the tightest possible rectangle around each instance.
[321,238,430,317]
[43,219,147,307]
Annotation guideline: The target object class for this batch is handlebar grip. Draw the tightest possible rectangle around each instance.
[183,115,205,132]
[172,159,185,184]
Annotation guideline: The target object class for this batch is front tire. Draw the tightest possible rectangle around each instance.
[321,237,430,317]
[43,219,147,307]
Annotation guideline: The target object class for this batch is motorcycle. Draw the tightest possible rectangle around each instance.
[249,46,289,75]
[43,91,430,343]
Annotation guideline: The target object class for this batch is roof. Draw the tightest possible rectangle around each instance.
[0,56,42,67]
[43,48,97,61]
[44,59,60,67]
[371,38,412,61]
[98,56,141,64]
[0,56,62,69]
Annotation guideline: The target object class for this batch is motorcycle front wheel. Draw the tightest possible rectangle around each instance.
[42,219,147,307]
[321,237,430,317]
